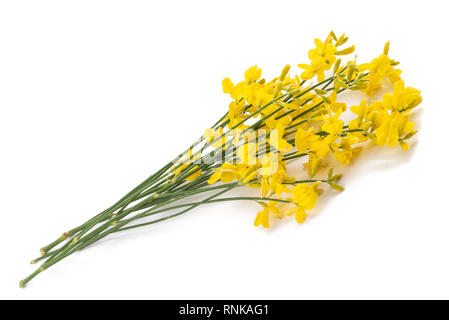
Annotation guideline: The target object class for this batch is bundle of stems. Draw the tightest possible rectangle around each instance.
[21,32,422,287]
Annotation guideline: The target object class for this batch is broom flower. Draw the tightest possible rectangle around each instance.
[20,31,422,288]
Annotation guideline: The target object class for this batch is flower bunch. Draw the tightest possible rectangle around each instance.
[21,32,422,287]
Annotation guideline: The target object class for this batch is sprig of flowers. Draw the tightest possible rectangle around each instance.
[20,31,422,287]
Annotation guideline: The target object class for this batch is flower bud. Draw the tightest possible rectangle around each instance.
[280,64,291,82]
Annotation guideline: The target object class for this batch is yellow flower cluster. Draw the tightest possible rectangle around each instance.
[20,32,424,288]
[176,32,422,228]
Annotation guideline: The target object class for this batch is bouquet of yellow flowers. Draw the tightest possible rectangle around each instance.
[21,31,422,287]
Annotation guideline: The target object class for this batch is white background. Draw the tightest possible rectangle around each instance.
[1,0,448,299]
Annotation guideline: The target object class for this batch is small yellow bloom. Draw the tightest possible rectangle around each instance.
[294,127,314,154]
[222,77,234,94]
[237,142,258,165]
[298,37,338,82]
[208,162,240,184]
[335,45,355,56]
[286,206,307,224]
[309,140,330,159]
[204,127,228,149]
[333,150,352,164]
[375,113,399,147]
[260,153,280,176]
[322,110,345,144]
[332,140,356,165]
[349,99,369,128]
[244,65,262,83]
[240,164,260,184]
[284,182,322,225]
[185,166,202,181]
[203,128,216,143]
[358,43,402,95]
[399,141,409,150]
[254,201,281,228]
[279,64,291,82]
[292,183,319,210]
[326,91,347,112]
[171,149,202,181]
[228,100,245,127]
[382,80,422,113]
[269,126,292,153]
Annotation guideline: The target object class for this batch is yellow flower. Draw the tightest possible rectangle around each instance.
[185,166,202,181]
[382,80,422,113]
[295,126,330,160]
[296,128,332,177]
[244,65,262,83]
[279,64,291,82]
[399,140,410,151]
[203,127,228,149]
[272,182,291,195]
[326,90,346,112]
[285,182,322,224]
[375,110,415,148]
[260,153,280,176]
[304,154,322,177]
[286,206,307,224]
[349,99,369,129]
[261,177,270,198]
[240,164,260,184]
[294,127,314,154]
[203,128,216,143]
[237,142,258,165]
[331,134,359,165]
[228,100,246,127]
[265,112,292,130]
[309,140,330,159]
[358,43,402,95]
[268,164,291,196]
[298,37,337,82]
[269,125,292,153]
[298,57,327,82]
[292,183,320,210]
[335,45,355,56]
[254,201,281,228]
[222,77,234,94]
[172,162,189,177]
[230,81,248,101]
[375,113,400,147]
[171,149,202,181]
[258,153,291,197]
[397,115,415,138]
[208,162,240,184]
[322,110,344,143]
